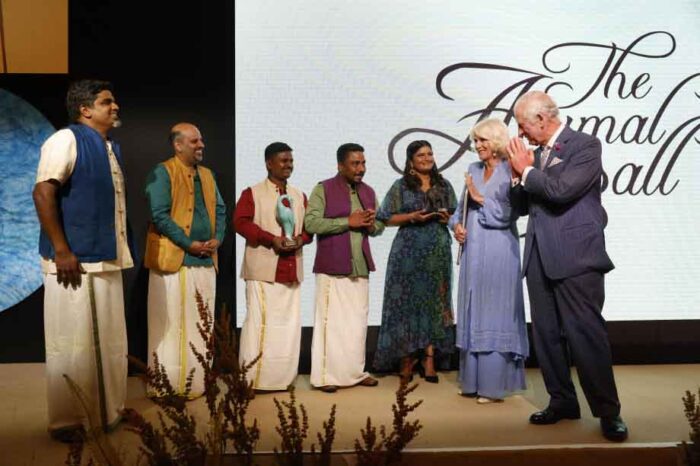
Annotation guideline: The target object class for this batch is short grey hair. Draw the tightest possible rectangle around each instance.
[514,91,560,122]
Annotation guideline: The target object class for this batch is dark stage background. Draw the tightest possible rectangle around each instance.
[0,1,698,370]
[0,0,235,367]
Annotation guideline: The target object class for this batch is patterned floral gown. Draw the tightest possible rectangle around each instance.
[373,178,457,371]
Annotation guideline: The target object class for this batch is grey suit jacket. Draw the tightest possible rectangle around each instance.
[512,126,614,280]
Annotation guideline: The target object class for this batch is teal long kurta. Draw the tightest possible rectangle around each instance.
[144,164,226,267]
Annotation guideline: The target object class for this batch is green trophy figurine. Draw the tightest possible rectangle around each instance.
[276,194,296,247]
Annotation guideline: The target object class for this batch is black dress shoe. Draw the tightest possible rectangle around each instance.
[529,407,581,425]
[600,415,628,442]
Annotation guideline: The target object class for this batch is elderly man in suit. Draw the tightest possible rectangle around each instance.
[508,91,628,442]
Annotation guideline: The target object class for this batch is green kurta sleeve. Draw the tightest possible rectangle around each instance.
[145,165,193,251]
[304,183,349,235]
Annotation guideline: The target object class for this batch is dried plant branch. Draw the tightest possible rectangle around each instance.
[354,417,383,466]
[273,386,309,466]
[383,381,423,464]
[63,375,122,466]
[310,404,337,466]
[64,435,96,466]
[189,298,261,464]
[64,291,261,466]
[681,387,700,466]
[63,289,425,466]
[353,380,423,466]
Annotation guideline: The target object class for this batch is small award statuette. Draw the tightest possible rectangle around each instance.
[276,194,297,247]
[425,185,454,215]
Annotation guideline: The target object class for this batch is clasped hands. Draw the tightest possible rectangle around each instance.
[348,208,377,231]
[188,239,220,258]
[506,137,535,178]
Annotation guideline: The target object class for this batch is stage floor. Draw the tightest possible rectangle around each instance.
[0,363,696,465]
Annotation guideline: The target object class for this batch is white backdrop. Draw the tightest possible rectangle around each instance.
[234,0,700,325]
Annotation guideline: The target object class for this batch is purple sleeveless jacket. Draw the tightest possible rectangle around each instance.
[312,173,376,275]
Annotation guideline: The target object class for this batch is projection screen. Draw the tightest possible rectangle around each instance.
[235,0,700,325]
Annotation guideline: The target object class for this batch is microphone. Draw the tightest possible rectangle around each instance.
[112,119,122,128]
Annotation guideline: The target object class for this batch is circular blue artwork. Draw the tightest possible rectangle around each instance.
[0,89,55,312]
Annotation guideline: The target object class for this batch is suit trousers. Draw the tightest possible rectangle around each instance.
[526,238,621,418]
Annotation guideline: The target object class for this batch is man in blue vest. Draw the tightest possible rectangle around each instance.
[33,80,135,442]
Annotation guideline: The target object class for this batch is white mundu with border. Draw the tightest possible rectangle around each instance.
[310,274,370,387]
[147,266,216,398]
[237,178,306,390]
[38,129,132,433]
[239,280,302,390]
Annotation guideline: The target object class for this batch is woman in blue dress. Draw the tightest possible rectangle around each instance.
[449,118,529,403]
[374,140,457,383]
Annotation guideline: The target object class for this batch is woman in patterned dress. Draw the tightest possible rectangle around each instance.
[373,140,457,383]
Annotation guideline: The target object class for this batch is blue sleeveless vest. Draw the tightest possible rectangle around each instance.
[39,124,127,262]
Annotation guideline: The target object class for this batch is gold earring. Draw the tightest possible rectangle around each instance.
[409,164,416,176]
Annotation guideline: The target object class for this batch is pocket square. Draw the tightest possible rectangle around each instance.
[548,156,563,168]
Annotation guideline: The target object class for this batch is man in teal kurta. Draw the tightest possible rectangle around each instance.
[144,122,226,398]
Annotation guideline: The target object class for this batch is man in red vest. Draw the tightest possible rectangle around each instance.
[234,142,312,391]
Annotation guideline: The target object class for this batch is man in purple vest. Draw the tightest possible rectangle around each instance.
[304,143,385,393]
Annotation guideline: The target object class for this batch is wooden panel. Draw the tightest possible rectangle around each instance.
[0,0,67,73]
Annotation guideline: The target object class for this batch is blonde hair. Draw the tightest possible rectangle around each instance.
[470,118,510,160]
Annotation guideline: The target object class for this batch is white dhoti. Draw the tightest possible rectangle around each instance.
[239,281,301,390]
[147,266,215,398]
[43,271,127,433]
[310,274,369,388]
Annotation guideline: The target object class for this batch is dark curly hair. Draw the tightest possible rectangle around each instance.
[65,79,114,122]
[402,140,447,191]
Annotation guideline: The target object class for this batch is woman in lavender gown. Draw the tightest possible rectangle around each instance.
[449,118,529,403]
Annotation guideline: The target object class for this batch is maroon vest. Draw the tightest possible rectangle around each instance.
[313,173,376,275]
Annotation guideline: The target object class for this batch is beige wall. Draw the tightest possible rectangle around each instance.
[0,0,67,74]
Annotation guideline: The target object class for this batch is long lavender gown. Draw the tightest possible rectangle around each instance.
[448,160,529,399]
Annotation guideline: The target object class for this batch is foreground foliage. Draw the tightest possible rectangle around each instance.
[681,387,700,466]
[65,292,424,466]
